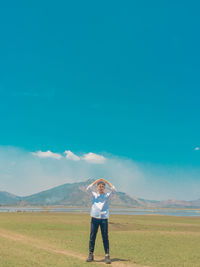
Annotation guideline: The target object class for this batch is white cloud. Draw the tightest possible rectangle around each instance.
[31,150,106,163]
[32,150,62,160]
[64,150,80,161]
[194,147,200,151]
[82,152,106,164]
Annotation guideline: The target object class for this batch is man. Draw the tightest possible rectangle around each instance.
[86,178,116,264]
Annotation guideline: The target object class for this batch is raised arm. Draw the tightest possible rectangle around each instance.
[87,178,116,193]
[89,178,104,187]
[86,178,103,195]
[100,178,115,190]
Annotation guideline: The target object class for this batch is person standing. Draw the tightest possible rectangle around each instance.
[86,178,116,264]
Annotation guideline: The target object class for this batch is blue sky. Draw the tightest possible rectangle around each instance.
[0,1,200,199]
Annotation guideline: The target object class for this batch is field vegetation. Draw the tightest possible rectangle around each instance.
[0,212,200,266]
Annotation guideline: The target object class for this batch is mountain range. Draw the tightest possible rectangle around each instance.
[0,179,200,209]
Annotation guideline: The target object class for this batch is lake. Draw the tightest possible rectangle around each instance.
[0,206,200,216]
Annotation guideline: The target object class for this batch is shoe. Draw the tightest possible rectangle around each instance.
[86,252,94,262]
[105,254,111,264]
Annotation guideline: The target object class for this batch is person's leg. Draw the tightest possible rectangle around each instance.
[89,217,100,254]
[87,217,100,262]
[100,219,111,264]
[100,219,109,255]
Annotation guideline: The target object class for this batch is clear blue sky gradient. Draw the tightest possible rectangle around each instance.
[0,1,200,166]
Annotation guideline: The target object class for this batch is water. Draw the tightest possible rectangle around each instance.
[111,208,200,217]
[0,206,200,216]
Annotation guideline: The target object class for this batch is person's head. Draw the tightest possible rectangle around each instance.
[97,181,105,194]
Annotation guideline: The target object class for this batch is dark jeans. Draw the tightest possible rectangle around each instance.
[89,217,109,254]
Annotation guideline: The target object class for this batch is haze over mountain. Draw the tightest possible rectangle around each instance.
[0,179,200,208]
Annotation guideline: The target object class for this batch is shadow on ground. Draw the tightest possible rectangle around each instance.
[95,258,129,263]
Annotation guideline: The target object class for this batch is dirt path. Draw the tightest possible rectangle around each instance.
[0,229,149,267]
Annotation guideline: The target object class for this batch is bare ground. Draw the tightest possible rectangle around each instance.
[0,229,149,267]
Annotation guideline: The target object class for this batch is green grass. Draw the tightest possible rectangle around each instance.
[0,236,95,267]
[0,212,200,266]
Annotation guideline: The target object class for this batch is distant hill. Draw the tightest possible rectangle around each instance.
[158,199,200,209]
[0,179,142,207]
[0,191,21,205]
[22,180,91,206]
[0,179,200,208]
[21,179,142,207]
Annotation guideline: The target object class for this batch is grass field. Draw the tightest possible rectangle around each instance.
[0,212,200,267]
